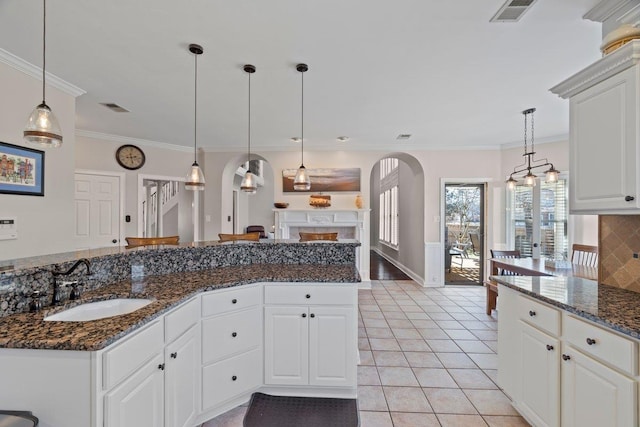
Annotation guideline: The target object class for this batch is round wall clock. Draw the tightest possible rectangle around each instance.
[115,144,146,170]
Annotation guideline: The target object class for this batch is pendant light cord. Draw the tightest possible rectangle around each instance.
[193,53,198,163]
[42,0,47,104]
[248,71,251,168]
[301,69,304,166]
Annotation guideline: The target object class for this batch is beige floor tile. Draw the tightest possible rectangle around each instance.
[413,367,458,388]
[444,329,478,340]
[372,350,409,367]
[386,319,414,328]
[437,414,489,427]
[484,340,498,352]
[435,352,477,368]
[360,304,382,312]
[448,368,497,389]
[377,366,419,386]
[461,320,493,330]
[364,318,390,328]
[367,327,395,338]
[405,351,443,368]
[391,412,441,427]
[428,312,454,320]
[358,365,382,385]
[398,339,432,352]
[483,415,532,427]
[406,312,431,320]
[455,340,494,354]
[471,330,498,341]
[418,328,450,339]
[359,411,394,427]
[483,369,498,384]
[359,350,375,366]
[378,304,403,312]
[436,320,465,329]
[359,337,371,351]
[468,353,498,370]
[361,311,386,319]
[426,339,461,353]
[358,385,388,411]
[369,338,401,351]
[383,386,432,412]
[201,405,246,427]
[383,311,408,319]
[412,319,440,329]
[359,327,368,338]
[392,328,422,339]
[424,387,478,414]
[464,389,520,416]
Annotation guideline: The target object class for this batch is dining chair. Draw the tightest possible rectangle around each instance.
[299,232,338,242]
[218,232,261,242]
[246,225,267,238]
[490,249,521,276]
[125,236,179,248]
[571,244,598,267]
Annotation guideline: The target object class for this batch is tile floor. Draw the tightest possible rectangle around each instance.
[202,280,530,427]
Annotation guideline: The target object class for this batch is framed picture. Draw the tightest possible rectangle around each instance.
[282,168,360,193]
[0,141,45,196]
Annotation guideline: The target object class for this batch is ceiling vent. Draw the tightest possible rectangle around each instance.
[490,0,537,22]
[396,134,412,140]
[100,103,130,113]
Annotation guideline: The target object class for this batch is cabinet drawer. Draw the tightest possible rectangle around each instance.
[516,294,560,336]
[264,284,355,305]
[564,315,637,375]
[102,320,164,390]
[165,297,199,344]
[202,285,261,317]
[202,307,261,363]
[202,348,261,410]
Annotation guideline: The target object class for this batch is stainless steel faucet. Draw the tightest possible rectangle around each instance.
[51,258,92,304]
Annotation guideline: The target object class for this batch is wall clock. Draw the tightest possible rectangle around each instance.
[115,144,146,170]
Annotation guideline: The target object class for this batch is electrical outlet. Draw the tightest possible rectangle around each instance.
[634,253,639,259]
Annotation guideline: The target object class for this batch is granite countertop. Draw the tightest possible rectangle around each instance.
[491,275,640,340]
[0,264,360,351]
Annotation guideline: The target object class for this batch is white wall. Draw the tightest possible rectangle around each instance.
[0,62,77,260]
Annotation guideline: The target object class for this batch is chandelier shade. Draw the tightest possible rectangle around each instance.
[185,43,205,191]
[293,63,311,191]
[240,64,257,194]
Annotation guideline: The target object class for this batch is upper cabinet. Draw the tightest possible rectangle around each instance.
[551,41,640,214]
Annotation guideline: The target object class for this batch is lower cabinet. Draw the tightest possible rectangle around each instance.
[164,326,198,427]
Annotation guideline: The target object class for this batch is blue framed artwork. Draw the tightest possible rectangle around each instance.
[0,141,45,196]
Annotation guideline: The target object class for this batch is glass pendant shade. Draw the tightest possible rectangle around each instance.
[185,161,205,191]
[241,170,257,194]
[293,165,311,191]
[545,166,559,183]
[523,171,537,187]
[506,176,517,190]
[24,103,63,147]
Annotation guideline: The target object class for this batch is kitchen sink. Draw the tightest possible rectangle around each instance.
[44,298,153,322]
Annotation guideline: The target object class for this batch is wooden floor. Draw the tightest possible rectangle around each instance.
[370,251,411,281]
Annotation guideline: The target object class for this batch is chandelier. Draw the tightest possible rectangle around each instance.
[506,108,559,189]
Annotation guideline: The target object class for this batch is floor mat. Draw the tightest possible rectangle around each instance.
[243,392,359,427]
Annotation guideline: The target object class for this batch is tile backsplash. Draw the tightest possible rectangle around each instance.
[599,215,640,293]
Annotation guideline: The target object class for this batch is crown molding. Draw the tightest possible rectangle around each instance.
[0,48,85,97]
[584,0,632,22]
[550,40,640,98]
[75,130,193,153]
[499,133,569,149]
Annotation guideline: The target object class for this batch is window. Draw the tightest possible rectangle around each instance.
[379,158,399,247]
[508,178,568,259]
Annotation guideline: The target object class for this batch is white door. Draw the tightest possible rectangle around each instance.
[264,306,308,385]
[561,345,636,427]
[75,172,121,249]
[308,306,356,387]
[165,326,198,427]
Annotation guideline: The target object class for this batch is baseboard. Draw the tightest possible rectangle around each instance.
[371,248,425,285]
[358,280,372,290]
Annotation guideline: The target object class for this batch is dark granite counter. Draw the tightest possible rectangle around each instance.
[0,263,360,351]
[491,275,640,340]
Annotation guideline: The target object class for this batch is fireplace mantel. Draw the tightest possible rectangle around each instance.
[274,209,370,284]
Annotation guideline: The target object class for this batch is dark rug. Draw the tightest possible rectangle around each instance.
[243,392,359,427]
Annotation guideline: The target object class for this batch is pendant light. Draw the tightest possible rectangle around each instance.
[240,64,258,194]
[24,0,63,148]
[185,44,205,191]
[293,63,311,191]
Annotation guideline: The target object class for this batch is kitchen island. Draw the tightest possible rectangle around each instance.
[0,240,360,427]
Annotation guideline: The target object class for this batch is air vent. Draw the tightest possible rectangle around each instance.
[100,103,130,113]
[490,0,537,22]
[396,134,411,140]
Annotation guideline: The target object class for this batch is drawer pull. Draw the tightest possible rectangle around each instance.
[232,375,237,381]
[546,344,554,351]
[625,195,635,202]
[170,352,177,359]
[302,313,307,318]
[232,299,237,304]
[562,354,571,361]
[232,332,237,338]
[528,310,536,317]
[158,363,165,370]
[310,313,315,318]
[586,337,597,346]
[306,294,311,299]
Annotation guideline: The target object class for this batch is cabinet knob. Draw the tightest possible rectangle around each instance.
[158,363,165,370]
[625,195,635,202]
[232,299,237,304]
[546,344,554,351]
[232,375,237,381]
[310,313,315,318]
[586,337,596,346]
[112,239,118,244]
[170,352,177,359]
[302,313,307,318]
[232,332,237,338]
[529,310,536,317]
[306,294,311,299]
[562,354,571,361]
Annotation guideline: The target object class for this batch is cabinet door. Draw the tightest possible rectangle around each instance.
[308,306,356,387]
[104,354,164,427]
[497,285,520,400]
[518,321,560,427]
[561,345,637,427]
[570,66,638,212]
[264,306,309,385]
[165,326,198,427]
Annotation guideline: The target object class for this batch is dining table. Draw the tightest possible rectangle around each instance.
[485,257,598,315]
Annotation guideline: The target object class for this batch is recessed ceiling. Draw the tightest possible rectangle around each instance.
[0,0,602,151]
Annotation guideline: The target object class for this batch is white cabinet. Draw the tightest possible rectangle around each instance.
[264,284,357,389]
[165,326,198,427]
